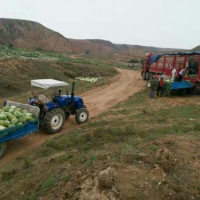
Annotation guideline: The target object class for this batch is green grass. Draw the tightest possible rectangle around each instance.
[41,177,57,190]
[22,192,38,200]
[128,59,139,63]
[2,71,200,199]
[36,89,200,161]
[22,158,34,169]
[1,169,17,181]
[0,46,117,103]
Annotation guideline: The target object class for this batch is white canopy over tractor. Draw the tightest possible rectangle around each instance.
[31,79,69,89]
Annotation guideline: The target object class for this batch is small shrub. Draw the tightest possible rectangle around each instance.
[23,158,34,169]
[22,192,38,200]
[41,177,57,190]
[128,59,139,63]
[38,146,56,157]
[85,154,98,167]
[150,144,159,152]
[85,159,92,167]
[1,169,17,181]
[62,174,71,183]
[36,47,42,51]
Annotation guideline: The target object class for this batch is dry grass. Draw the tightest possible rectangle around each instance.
[1,81,200,199]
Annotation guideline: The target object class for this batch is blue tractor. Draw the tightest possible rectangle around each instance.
[28,79,89,134]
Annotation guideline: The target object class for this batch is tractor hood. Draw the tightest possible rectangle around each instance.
[62,95,83,101]
[49,95,85,110]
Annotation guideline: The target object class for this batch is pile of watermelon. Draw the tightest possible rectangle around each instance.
[0,105,36,130]
[75,77,98,83]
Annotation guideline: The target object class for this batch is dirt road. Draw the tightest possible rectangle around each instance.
[0,68,145,166]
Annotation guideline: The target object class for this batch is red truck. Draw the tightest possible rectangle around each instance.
[141,52,200,94]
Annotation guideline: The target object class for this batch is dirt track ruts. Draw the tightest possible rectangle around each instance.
[0,68,146,166]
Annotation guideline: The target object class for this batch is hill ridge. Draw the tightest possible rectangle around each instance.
[0,18,188,54]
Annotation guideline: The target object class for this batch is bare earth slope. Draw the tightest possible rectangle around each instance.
[0,18,186,54]
[0,68,145,166]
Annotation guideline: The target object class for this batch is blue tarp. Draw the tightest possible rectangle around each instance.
[171,81,194,90]
[149,54,162,64]
[149,52,200,64]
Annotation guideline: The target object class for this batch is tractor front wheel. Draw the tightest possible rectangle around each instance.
[0,142,7,159]
[75,108,89,124]
[43,108,65,134]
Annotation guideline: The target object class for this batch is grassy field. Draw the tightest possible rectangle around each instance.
[1,45,200,200]
[0,46,117,105]
[1,88,200,200]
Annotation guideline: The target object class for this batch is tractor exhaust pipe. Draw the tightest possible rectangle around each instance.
[70,82,75,105]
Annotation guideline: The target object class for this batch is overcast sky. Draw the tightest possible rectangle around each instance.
[1,0,200,49]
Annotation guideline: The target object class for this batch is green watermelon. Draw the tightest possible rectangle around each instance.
[7,113,17,121]
[9,109,15,114]
[11,105,17,109]
[26,116,32,122]
[26,113,33,118]
[0,125,6,130]
[16,108,22,113]
[22,110,28,114]
[30,118,36,121]
[8,124,15,128]
[14,111,22,118]
[11,118,18,125]
[0,114,7,120]
[3,106,10,112]
[3,120,10,127]
[21,113,26,118]
[18,117,26,123]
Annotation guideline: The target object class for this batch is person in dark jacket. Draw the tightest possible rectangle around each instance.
[150,78,158,98]
[157,77,164,97]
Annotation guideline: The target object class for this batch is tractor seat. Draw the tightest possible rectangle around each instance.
[38,94,49,105]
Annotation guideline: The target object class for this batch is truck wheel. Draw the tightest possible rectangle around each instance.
[43,108,65,134]
[75,108,89,124]
[147,74,154,88]
[142,72,146,80]
[190,86,197,95]
[147,82,151,88]
[0,142,7,159]
[180,89,186,96]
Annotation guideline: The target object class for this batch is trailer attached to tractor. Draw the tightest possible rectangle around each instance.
[0,79,89,159]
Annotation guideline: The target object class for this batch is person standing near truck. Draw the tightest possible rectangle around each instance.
[150,77,158,98]
[157,77,164,97]
[178,68,186,81]
[171,67,177,82]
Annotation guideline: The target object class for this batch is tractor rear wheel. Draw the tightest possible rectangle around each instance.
[75,108,89,124]
[43,108,65,134]
[0,142,7,159]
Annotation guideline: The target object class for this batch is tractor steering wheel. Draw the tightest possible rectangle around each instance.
[51,93,59,100]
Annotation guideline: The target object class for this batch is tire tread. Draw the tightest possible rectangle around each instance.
[43,108,65,134]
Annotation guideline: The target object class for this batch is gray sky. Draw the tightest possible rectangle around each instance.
[1,0,200,49]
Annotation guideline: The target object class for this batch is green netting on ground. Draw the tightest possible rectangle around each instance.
[0,119,38,139]
[163,81,172,96]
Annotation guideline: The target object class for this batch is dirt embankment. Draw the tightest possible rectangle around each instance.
[0,68,145,166]
[0,18,184,54]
